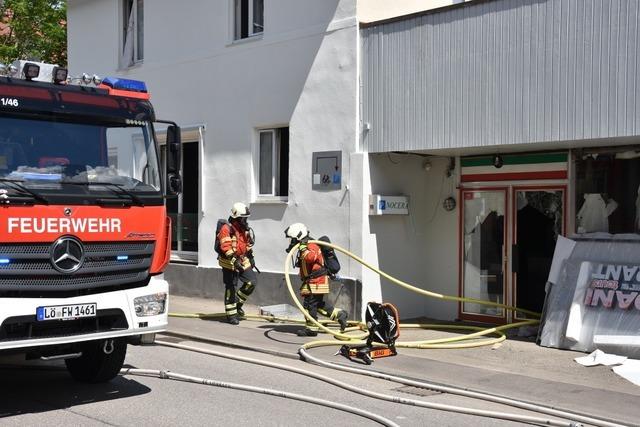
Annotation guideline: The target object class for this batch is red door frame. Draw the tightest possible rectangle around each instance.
[511,185,567,321]
[457,187,509,324]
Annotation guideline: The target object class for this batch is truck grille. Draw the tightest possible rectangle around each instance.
[0,309,129,341]
[0,241,155,293]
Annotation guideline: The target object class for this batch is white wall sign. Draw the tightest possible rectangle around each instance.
[369,195,410,215]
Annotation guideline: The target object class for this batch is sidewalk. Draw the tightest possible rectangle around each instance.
[167,295,640,426]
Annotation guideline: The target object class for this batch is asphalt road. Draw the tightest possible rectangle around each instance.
[0,336,576,426]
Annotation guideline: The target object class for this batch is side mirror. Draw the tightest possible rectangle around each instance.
[168,173,182,195]
[166,124,181,174]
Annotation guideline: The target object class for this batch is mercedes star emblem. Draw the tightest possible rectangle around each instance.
[50,236,85,273]
[64,207,72,216]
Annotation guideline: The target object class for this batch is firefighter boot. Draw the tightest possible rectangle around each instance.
[296,328,318,337]
[337,310,349,332]
[236,303,245,318]
[227,316,239,325]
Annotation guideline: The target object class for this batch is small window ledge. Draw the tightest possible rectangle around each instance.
[228,33,263,47]
[170,252,198,265]
[252,197,288,205]
[117,61,144,72]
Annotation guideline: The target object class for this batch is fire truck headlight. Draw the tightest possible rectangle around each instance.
[53,67,68,84]
[134,293,167,317]
[23,63,40,80]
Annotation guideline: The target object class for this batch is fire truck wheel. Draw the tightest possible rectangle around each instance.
[65,338,127,383]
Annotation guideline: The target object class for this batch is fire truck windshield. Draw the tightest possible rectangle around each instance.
[0,115,161,199]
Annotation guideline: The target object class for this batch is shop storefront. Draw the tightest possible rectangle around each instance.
[458,149,640,324]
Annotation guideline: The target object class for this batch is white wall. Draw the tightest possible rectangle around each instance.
[67,0,120,73]
[67,0,361,277]
[367,154,459,320]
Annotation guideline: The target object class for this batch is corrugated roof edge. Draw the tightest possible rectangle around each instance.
[359,0,492,28]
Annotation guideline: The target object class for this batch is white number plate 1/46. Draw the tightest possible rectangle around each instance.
[36,303,97,321]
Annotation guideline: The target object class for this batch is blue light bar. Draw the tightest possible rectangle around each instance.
[117,255,129,261]
[0,258,10,264]
[102,77,148,93]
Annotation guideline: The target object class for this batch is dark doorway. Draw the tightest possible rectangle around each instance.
[514,188,565,315]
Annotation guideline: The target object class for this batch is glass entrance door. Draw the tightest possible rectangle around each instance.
[460,189,507,322]
[512,187,565,319]
[459,186,566,323]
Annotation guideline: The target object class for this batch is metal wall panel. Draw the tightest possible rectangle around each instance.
[362,0,640,153]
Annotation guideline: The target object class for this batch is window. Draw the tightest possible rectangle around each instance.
[574,148,640,234]
[121,0,144,67]
[0,116,161,192]
[258,127,288,197]
[234,0,264,40]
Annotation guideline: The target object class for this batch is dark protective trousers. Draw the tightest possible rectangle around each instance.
[302,294,339,332]
[222,268,257,318]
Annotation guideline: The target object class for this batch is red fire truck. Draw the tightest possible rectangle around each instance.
[0,61,181,382]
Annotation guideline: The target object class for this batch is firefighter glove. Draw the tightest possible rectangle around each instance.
[230,256,243,272]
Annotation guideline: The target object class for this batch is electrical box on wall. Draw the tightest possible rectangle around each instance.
[312,151,342,191]
[369,195,410,215]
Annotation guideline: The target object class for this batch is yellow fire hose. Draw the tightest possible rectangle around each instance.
[170,239,541,350]
[279,240,540,350]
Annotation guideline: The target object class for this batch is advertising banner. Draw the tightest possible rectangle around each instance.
[539,234,640,358]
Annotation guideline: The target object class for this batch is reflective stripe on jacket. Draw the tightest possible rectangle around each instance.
[217,223,252,271]
[298,242,329,295]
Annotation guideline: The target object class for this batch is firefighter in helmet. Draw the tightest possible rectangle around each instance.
[217,202,257,325]
[284,223,348,336]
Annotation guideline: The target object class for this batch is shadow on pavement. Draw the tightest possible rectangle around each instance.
[0,364,150,418]
[194,315,228,323]
[256,323,312,345]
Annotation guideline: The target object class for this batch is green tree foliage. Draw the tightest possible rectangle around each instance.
[0,0,67,66]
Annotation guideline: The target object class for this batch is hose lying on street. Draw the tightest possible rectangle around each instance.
[148,340,587,427]
[165,241,626,426]
[298,347,627,427]
[120,366,398,427]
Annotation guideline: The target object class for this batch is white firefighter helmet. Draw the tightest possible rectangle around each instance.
[230,202,250,218]
[284,223,309,240]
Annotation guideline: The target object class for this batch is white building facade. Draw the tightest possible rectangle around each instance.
[69,0,626,324]
[68,0,382,318]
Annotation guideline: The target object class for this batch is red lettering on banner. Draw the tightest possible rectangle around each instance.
[584,288,594,305]
[591,289,615,308]
[590,279,619,290]
[616,292,638,310]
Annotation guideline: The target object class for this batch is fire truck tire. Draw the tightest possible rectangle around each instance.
[65,338,127,383]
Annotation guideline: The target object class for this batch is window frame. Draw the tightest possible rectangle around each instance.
[122,0,144,65]
[233,0,264,41]
[255,127,288,201]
